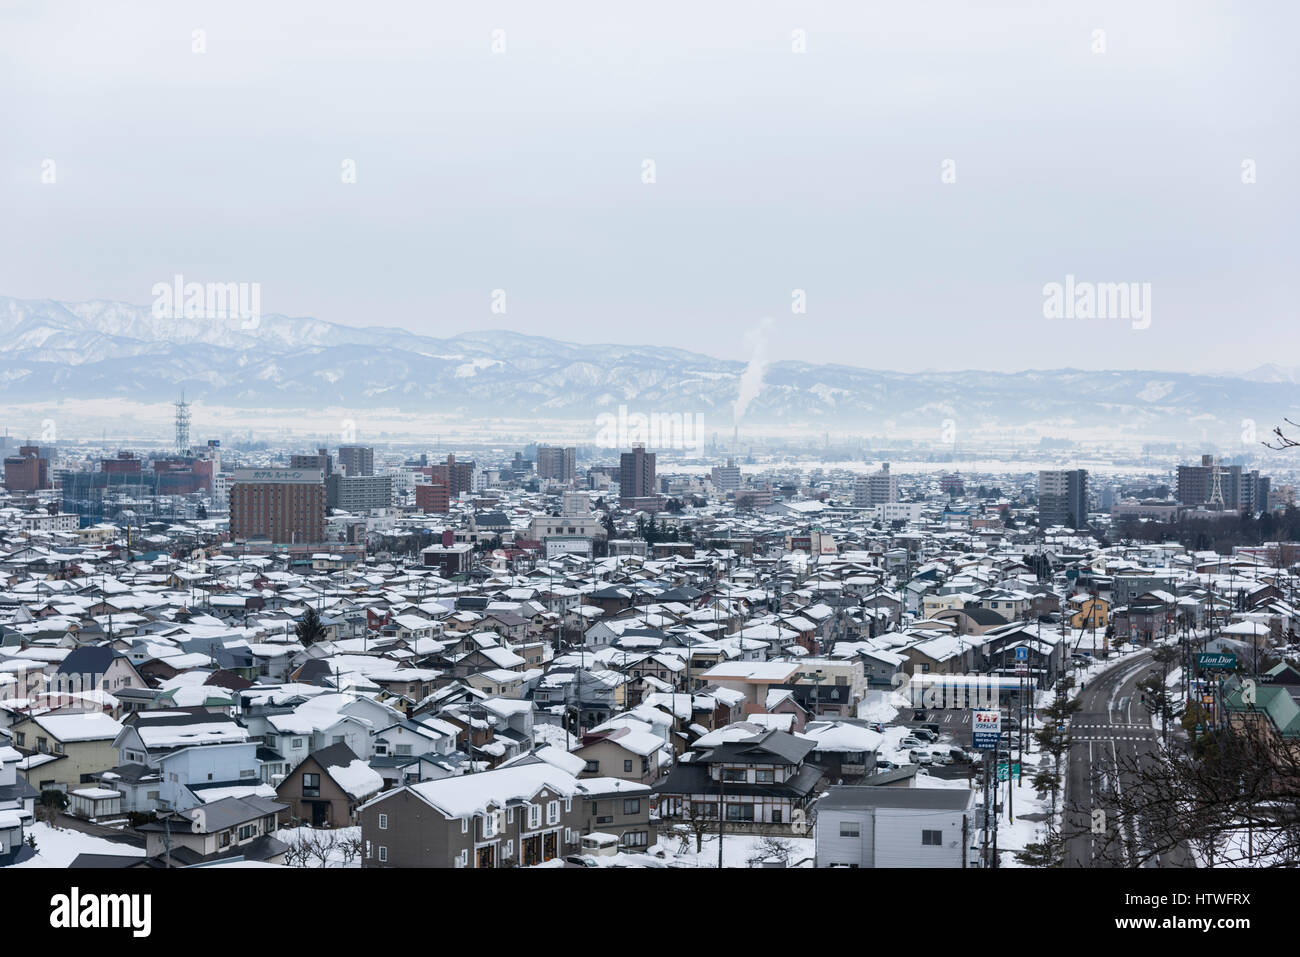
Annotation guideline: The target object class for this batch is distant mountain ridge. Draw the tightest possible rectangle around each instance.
[0,295,1295,441]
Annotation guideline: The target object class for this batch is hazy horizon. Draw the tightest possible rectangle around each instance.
[4,1,1296,375]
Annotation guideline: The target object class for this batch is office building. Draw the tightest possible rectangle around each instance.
[415,482,451,513]
[2,445,50,491]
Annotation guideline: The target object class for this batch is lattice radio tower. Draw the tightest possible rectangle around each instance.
[175,391,191,455]
[1208,455,1225,509]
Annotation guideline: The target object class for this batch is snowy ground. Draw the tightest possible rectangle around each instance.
[7,821,144,869]
[275,825,363,867]
[652,832,816,868]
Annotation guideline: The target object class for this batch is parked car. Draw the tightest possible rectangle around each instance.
[930,750,953,765]
[912,729,938,742]
[900,736,925,749]
[869,722,885,734]
[875,759,899,771]
[949,748,973,763]
[921,723,941,736]
[564,855,599,868]
[908,750,934,765]
[912,709,927,721]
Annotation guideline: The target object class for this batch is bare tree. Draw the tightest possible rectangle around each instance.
[338,833,363,867]
[1264,418,1300,451]
[745,835,794,868]
[1078,719,1300,867]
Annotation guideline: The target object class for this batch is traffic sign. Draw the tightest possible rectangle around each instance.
[996,762,1021,781]
[972,710,1001,750]
[1015,647,1029,662]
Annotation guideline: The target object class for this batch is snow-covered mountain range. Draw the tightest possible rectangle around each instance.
[1,295,1295,441]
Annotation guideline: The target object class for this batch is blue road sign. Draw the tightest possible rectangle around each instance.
[1015,647,1029,662]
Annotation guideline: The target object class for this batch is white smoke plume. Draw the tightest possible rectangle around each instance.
[733,317,774,424]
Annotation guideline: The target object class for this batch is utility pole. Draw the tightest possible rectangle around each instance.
[716,760,726,869]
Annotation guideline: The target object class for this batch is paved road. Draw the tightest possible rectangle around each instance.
[1062,650,1195,868]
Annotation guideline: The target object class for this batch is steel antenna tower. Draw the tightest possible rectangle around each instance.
[1208,455,1225,509]
[174,390,192,455]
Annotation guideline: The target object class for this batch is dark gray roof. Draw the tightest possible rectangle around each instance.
[701,729,816,766]
[55,645,119,677]
[309,741,361,773]
[817,785,973,812]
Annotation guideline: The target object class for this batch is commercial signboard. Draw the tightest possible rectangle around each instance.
[1197,652,1237,670]
[231,468,323,485]
[972,710,1001,750]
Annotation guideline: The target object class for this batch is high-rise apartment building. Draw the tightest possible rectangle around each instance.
[536,445,576,483]
[1177,454,1270,512]
[428,454,475,498]
[327,473,393,511]
[1038,469,1089,528]
[711,458,741,495]
[229,468,326,543]
[619,446,656,506]
[290,448,333,478]
[853,463,897,508]
[337,446,375,477]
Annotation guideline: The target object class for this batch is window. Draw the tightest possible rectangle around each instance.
[583,760,600,774]
[922,829,943,846]
[528,804,540,829]
[220,831,231,848]
[303,773,320,798]
[378,814,388,830]
[623,759,633,773]
[239,769,256,779]
[839,822,860,838]
[292,738,304,749]
[483,810,497,838]
[396,744,412,756]
[622,831,648,847]
[722,768,746,783]
[238,824,257,841]
[13,732,23,747]
[333,735,345,745]
[623,798,641,815]
[375,741,388,756]
[755,769,775,784]
[725,804,754,822]
[378,845,388,862]
[546,800,559,825]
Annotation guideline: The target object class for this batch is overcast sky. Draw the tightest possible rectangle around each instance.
[2,0,1295,373]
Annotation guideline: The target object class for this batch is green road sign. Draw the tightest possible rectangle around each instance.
[996,762,1020,781]
[1197,652,1237,670]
